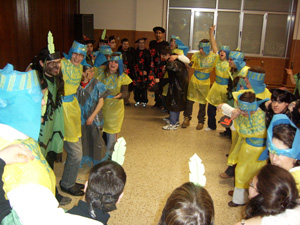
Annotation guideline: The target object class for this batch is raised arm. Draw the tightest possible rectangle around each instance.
[209,25,218,54]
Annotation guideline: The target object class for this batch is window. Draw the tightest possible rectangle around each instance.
[167,0,294,57]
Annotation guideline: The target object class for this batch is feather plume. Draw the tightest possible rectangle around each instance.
[112,137,126,165]
[47,31,55,54]
[189,153,206,186]
[101,29,106,40]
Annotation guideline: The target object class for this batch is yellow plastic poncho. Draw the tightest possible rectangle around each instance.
[290,166,300,193]
[187,51,217,104]
[233,65,249,79]
[206,55,230,106]
[234,110,267,189]
[61,58,82,142]
[1,137,56,196]
[96,69,132,134]
[255,88,271,100]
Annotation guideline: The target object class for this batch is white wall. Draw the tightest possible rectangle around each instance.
[80,0,167,31]
[294,0,300,39]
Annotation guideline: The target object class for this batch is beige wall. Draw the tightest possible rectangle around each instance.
[294,0,300,39]
[80,0,167,31]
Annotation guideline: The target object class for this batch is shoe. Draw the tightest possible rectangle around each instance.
[219,172,233,179]
[196,123,204,130]
[204,127,215,131]
[75,182,85,190]
[161,108,168,113]
[162,124,177,130]
[59,196,72,206]
[175,122,180,127]
[134,102,140,107]
[228,190,234,197]
[181,117,190,128]
[142,103,147,108]
[228,201,246,207]
[162,117,170,124]
[60,183,84,196]
[125,102,131,106]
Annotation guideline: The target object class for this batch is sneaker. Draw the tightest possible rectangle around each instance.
[134,102,140,107]
[181,117,190,128]
[162,124,178,130]
[142,103,147,108]
[196,123,204,130]
[162,117,170,123]
[175,122,180,127]
[204,127,215,131]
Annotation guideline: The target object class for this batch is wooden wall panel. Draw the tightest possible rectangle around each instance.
[0,0,79,71]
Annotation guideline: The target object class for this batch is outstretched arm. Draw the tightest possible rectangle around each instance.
[209,25,218,54]
[286,68,296,85]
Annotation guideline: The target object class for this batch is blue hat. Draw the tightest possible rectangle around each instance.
[94,53,108,68]
[218,46,230,60]
[0,64,43,140]
[99,45,113,55]
[170,35,189,55]
[259,114,300,161]
[198,42,211,55]
[229,51,246,71]
[107,52,123,76]
[247,70,266,94]
[63,41,87,60]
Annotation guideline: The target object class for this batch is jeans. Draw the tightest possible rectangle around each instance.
[170,111,180,125]
[183,99,206,123]
[207,104,217,130]
[61,139,82,188]
[105,133,116,160]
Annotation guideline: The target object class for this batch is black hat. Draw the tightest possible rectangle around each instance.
[153,26,165,33]
[83,35,95,44]
[135,38,147,43]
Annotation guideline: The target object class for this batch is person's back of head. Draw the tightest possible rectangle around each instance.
[158,182,214,225]
[86,160,126,217]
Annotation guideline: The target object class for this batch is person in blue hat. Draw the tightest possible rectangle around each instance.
[259,114,300,192]
[206,25,231,132]
[60,40,87,196]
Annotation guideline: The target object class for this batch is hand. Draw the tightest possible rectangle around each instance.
[0,144,34,165]
[113,93,122,99]
[288,101,296,112]
[142,71,147,76]
[169,55,178,62]
[231,109,241,120]
[285,68,293,76]
[209,25,216,33]
[86,116,94,125]
[155,78,160,83]
[217,103,224,111]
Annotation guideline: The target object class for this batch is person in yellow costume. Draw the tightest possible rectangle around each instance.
[259,114,300,193]
[206,26,231,131]
[220,91,269,207]
[181,38,218,130]
[0,64,102,225]
[95,52,132,160]
[60,41,87,196]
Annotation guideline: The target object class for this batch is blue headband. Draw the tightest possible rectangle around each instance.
[229,51,246,71]
[63,41,87,60]
[171,35,189,56]
[0,64,43,140]
[218,46,230,60]
[247,71,266,94]
[198,42,211,55]
[259,114,300,161]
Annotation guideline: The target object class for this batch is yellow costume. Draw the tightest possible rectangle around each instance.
[290,167,300,193]
[96,69,132,134]
[187,51,217,104]
[61,58,82,142]
[233,66,249,79]
[206,55,230,106]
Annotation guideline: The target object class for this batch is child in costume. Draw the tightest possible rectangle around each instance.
[220,91,269,207]
[60,40,87,196]
[0,64,101,225]
[181,38,218,130]
[95,53,132,159]
[206,25,231,131]
[77,65,109,166]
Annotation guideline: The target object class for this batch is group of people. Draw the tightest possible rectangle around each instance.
[1,22,300,225]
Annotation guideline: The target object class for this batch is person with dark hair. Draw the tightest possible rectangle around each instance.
[83,35,96,66]
[206,25,231,131]
[148,26,169,109]
[77,65,110,166]
[259,114,300,192]
[68,160,126,224]
[181,36,218,130]
[118,38,135,106]
[108,36,116,51]
[235,165,300,225]
[158,182,214,225]
[133,38,151,107]
[219,91,269,207]
[59,41,88,196]
[159,47,189,130]
[95,53,132,160]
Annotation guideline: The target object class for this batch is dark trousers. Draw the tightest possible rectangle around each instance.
[134,87,148,103]
[183,99,206,123]
[207,103,217,130]
[154,89,163,107]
